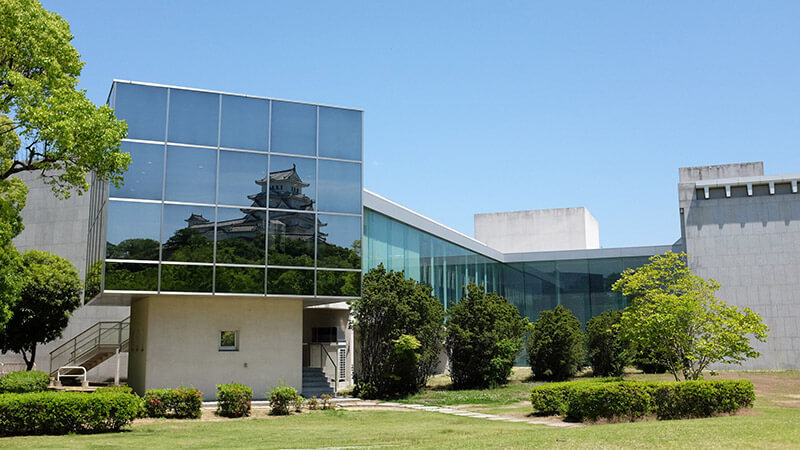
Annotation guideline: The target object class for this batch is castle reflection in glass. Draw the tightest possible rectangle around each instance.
[85,81,362,299]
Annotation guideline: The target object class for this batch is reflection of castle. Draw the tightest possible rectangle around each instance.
[187,165,327,241]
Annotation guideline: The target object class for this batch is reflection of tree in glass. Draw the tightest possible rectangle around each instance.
[104,262,158,291]
[318,239,361,269]
[216,267,264,294]
[268,269,314,295]
[85,260,102,299]
[161,265,212,292]
[162,228,214,263]
[106,238,160,260]
[317,271,361,297]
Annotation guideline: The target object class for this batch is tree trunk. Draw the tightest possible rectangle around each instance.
[22,345,36,371]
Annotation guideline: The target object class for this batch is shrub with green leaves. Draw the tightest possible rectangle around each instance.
[0,370,49,393]
[216,383,252,418]
[446,283,530,389]
[527,305,585,381]
[93,385,133,394]
[586,310,630,377]
[530,378,621,416]
[268,384,298,415]
[652,379,755,420]
[0,391,140,436]
[143,388,202,419]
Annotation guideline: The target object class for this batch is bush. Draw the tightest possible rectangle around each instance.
[268,384,298,415]
[94,385,133,394]
[446,283,530,389]
[0,370,49,393]
[530,379,755,422]
[586,310,630,377]
[0,391,140,436]
[351,265,445,398]
[527,305,585,381]
[216,383,252,418]
[143,388,203,418]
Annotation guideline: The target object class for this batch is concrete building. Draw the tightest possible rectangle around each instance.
[4,80,799,396]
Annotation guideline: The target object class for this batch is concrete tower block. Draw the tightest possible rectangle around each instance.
[474,207,600,253]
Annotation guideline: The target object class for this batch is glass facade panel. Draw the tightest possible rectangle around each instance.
[114,83,167,142]
[161,265,213,292]
[317,214,361,269]
[164,145,217,204]
[162,204,215,263]
[318,106,361,160]
[317,160,361,214]
[110,142,164,200]
[268,155,316,210]
[267,268,314,295]
[106,201,161,260]
[215,207,266,265]
[218,150,268,207]
[220,95,269,151]
[317,270,361,297]
[104,262,158,291]
[270,101,316,156]
[215,266,265,294]
[268,211,315,267]
[167,89,220,146]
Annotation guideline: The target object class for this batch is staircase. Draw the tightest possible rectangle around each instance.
[302,367,334,398]
[49,318,130,379]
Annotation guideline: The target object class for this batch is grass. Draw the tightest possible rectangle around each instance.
[2,369,799,449]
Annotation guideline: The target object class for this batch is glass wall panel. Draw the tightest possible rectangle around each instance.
[161,264,213,292]
[114,83,167,142]
[110,142,164,200]
[317,270,361,297]
[270,101,316,156]
[317,160,361,213]
[104,262,158,291]
[218,150,267,207]
[317,214,361,269]
[588,258,625,317]
[267,268,314,295]
[220,95,269,151]
[215,266,265,294]
[215,207,266,265]
[162,204,215,263]
[268,155,316,210]
[164,145,217,204]
[318,106,361,160]
[268,211,315,267]
[167,89,220,146]
[106,201,161,260]
[556,259,590,325]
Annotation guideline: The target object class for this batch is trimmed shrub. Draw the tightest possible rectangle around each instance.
[268,384,298,415]
[0,391,140,436]
[0,370,49,393]
[446,283,530,389]
[216,383,252,418]
[527,305,585,381]
[586,310,630,377]
[143,388,203,418]
[530,379,755,422]
[94,385,133,394]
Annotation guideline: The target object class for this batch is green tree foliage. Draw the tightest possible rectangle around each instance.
[527,305,585,381]
[350,265,445,398]
[586,309,629,377]
[0,250,82,370]
[613,252,769,380]
[446,283,530,389]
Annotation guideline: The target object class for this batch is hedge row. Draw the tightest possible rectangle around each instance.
[143,388,203,418]
[0,370,50,394]
[531,379,754,422]
[0,391,140,436]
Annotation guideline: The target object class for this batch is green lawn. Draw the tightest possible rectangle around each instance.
[2,370,799,449]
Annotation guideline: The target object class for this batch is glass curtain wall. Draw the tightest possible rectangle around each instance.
[87,82,362,300]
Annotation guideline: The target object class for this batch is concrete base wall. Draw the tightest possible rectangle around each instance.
[129,295,303,400]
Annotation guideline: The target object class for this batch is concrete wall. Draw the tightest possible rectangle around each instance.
[474,207,600,253]
[3,172,129,379]
[679,161,764,182]
[679,162,800,369]
[129,295,303,400]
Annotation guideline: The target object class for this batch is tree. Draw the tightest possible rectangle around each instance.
[613,252,768,381]
[527,305,585,381]
[586,309,629,377]
[446,283,530,389]
[350,265,445,398]
[0,250,82,370]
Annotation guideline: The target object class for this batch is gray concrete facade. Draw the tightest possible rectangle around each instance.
[474,207,600,253]
[679,162,800,369]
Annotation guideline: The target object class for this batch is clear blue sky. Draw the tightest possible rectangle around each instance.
[42,1,800,248]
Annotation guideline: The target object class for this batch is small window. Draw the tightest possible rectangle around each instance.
[312,327,338,343]
[219,330,239,351]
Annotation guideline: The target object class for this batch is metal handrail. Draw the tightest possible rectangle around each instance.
[305,342,345,395]
[56,366,87,384]
[49,317,130,375]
